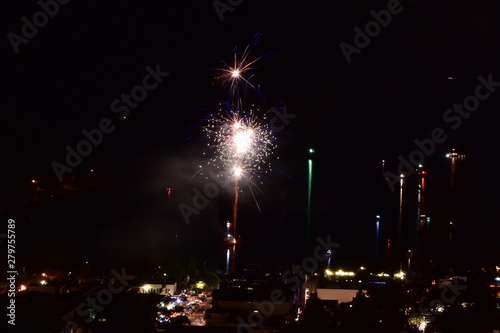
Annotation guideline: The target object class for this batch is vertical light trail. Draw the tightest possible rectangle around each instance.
[167,187,172,208]
[233,178,239,240]
[231,243,236,273]
[306,148,314,251]
[398,174,404,269]
[375,215,381,262]
[225,247,231,275]
[225,243,236,275]
[417,169,427,233]
[416,166,422,239]
[445,149,464,269]
[415,167,426,272]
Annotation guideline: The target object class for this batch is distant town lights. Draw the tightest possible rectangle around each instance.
[376,272,390,277]
[335,269,355,276]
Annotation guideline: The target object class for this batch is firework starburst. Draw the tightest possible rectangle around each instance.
[204,105,276,180]
[211,33,275,101]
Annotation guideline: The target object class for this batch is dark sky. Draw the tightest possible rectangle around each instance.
[1,0,500,272]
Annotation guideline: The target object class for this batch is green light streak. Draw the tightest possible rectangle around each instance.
[307,158,313,248]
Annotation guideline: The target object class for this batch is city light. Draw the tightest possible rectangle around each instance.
[142,284,151,292]
[376,272,390,277]
[335,269,355,276]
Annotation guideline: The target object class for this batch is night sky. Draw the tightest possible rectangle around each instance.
[1,0,500,273]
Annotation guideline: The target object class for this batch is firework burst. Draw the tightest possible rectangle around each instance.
[211,33,275,101]
[204,104,276,181]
